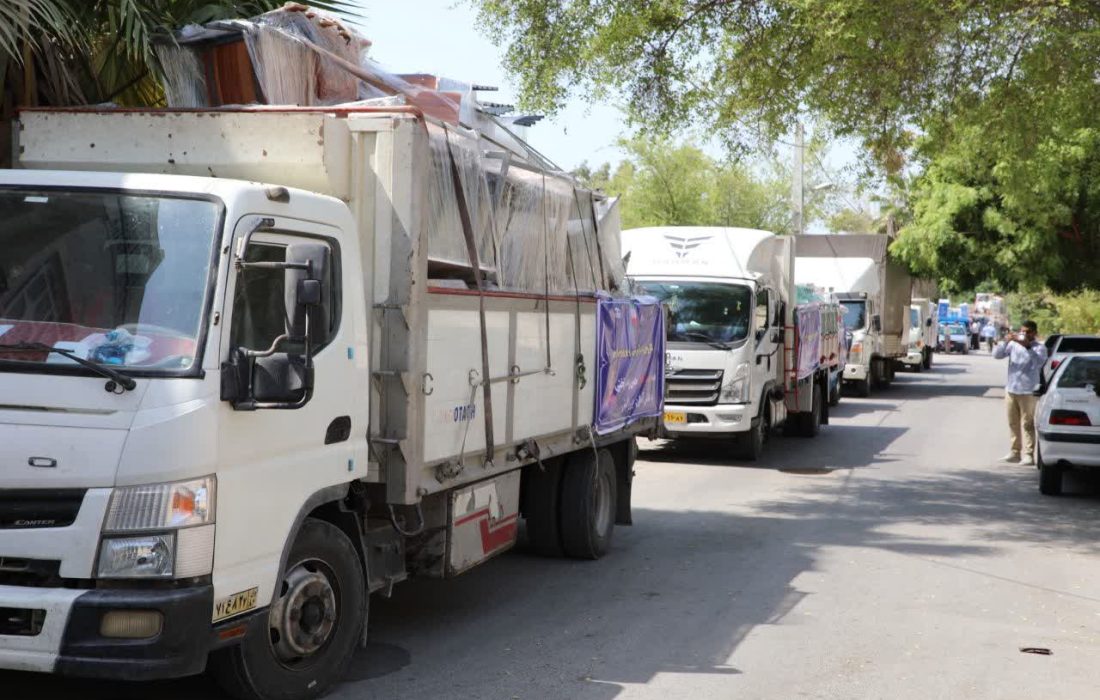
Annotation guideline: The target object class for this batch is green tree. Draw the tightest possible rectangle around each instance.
[473,1,1100,291]
[580,135,830,233]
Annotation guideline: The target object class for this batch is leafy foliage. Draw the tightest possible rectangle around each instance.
[473,0,1100,292]
[1006,290,1100,336]
[574,135,831,233]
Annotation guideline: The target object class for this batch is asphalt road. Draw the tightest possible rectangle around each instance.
[10,351,1100,699]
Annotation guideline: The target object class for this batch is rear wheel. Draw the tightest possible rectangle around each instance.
[559,448,617,559]
[1039,456,1063,496]
[523,458,564,556]
[211,518,365,700]
[795,386,822,437]
[854,374,871,398]
[922,348,933,369]
[828,377,841,406]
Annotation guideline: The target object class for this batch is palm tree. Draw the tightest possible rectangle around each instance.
[0,1,365,164]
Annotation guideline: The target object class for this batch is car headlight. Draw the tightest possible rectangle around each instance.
[98,476,216,579]
[720,363,751,403]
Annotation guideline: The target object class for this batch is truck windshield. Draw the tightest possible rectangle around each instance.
[910,308,920,328]
[839,300,866,332]
[0,189,220,375]
[635,280,752,344]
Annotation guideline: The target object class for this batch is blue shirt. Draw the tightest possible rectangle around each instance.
[993,340,1048,394]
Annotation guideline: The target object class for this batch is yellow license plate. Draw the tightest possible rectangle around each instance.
[664,411,687,425]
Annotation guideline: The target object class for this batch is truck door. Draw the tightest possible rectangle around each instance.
[213,214,368,611]
[752,288,780,403]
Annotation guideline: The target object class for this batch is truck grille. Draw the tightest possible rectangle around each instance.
[0,489,85,529]
[666,369,724,406]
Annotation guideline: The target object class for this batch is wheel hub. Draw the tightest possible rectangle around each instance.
[270,563,337,663]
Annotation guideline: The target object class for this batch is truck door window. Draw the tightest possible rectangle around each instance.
[755,290,770,333]
[230,239,339,355]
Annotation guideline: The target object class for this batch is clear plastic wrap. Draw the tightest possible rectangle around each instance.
[242,6,363,105]
[156,41,208,108]
[152,4,623,299]
[426,123,497,274]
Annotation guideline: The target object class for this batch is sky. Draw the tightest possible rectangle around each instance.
[356,0,626,172]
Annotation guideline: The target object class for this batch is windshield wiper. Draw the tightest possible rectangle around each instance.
[673,331,732,350]
[0,342,137,391]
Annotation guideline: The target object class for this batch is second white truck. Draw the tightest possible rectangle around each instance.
[794,235,912,397]
[621,227,841,460]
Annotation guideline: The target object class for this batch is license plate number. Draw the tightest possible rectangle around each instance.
[664,411,687,425]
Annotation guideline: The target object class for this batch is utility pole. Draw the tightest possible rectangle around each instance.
[791,121,804,236]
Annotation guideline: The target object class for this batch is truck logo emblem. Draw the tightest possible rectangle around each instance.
[27,457,57,468]
[663,234,712,259]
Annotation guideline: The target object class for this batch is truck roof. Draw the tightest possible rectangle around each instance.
[620,226,783,282]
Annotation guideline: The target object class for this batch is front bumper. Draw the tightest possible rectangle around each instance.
[901,350,923,366]
[0,583,213,680]
[1039,432,1100,468]
[662,403,750,437]
[843,363,869,381]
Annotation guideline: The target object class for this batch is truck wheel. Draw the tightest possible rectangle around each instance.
[1039,456,1063,496]
[922,349,932,370]
[211,518,366,700]
[523,458,564,556]
[796,387,822,437]
[911,358,922,373]
[828,378,841,406]
[735,407,768,461]
[855,374,871,397]
[559,448,616,559]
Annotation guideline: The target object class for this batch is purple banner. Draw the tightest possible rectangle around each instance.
[796,304,822,381]
[594,296,665,435]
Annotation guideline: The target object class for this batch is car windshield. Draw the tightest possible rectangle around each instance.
[636,280,752,344]
[1057,357,1100,389]
[0,189,220,374]
[839,300,866,332]
[1058,337,1100,353]
[947,324,966,335]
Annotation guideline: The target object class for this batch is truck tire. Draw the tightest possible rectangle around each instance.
[922,348,933,370]
[559,448,616,559]
[871,358,886,389]
[523,458,564,556]
[795,386,822,437]
[211,518,366,700]
[734,406,768,461]
[854,374,871,398]
[829,377,841,406]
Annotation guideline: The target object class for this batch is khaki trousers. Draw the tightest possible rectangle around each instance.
[1005,392,1038,457]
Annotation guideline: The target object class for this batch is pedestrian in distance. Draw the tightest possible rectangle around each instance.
[969,319,981,350]
[992,320,1048,465]
[981,322,996,352]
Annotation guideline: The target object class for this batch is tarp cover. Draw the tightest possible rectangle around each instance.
[594,296,665,434]
[796,304,823,381]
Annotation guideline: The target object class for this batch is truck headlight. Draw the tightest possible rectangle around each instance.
[721,363,751,403]
[98,476,216,579]
[849,342,863,361]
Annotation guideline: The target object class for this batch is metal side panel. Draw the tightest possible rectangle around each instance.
[419,293,597,472]
[446,470,521,576]
[18,110,347,197]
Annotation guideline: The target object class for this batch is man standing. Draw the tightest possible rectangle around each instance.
[992,320,1048,465]
[981,322,996,351]
[969,319,981,350]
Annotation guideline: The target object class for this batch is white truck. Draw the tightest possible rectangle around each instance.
[793,235,912,397]
[0,63,665,700]
[900,298,937,371]
[621,227,840,460]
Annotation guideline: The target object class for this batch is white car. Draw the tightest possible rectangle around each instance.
[1036,352,1100,495]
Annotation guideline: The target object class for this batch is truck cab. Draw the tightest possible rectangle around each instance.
[621,227,791,460]
[0,170,370,678]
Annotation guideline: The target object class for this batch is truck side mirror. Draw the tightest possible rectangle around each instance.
[925,317,933,328]
[221,224,328,410]
[871,314,882,332]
